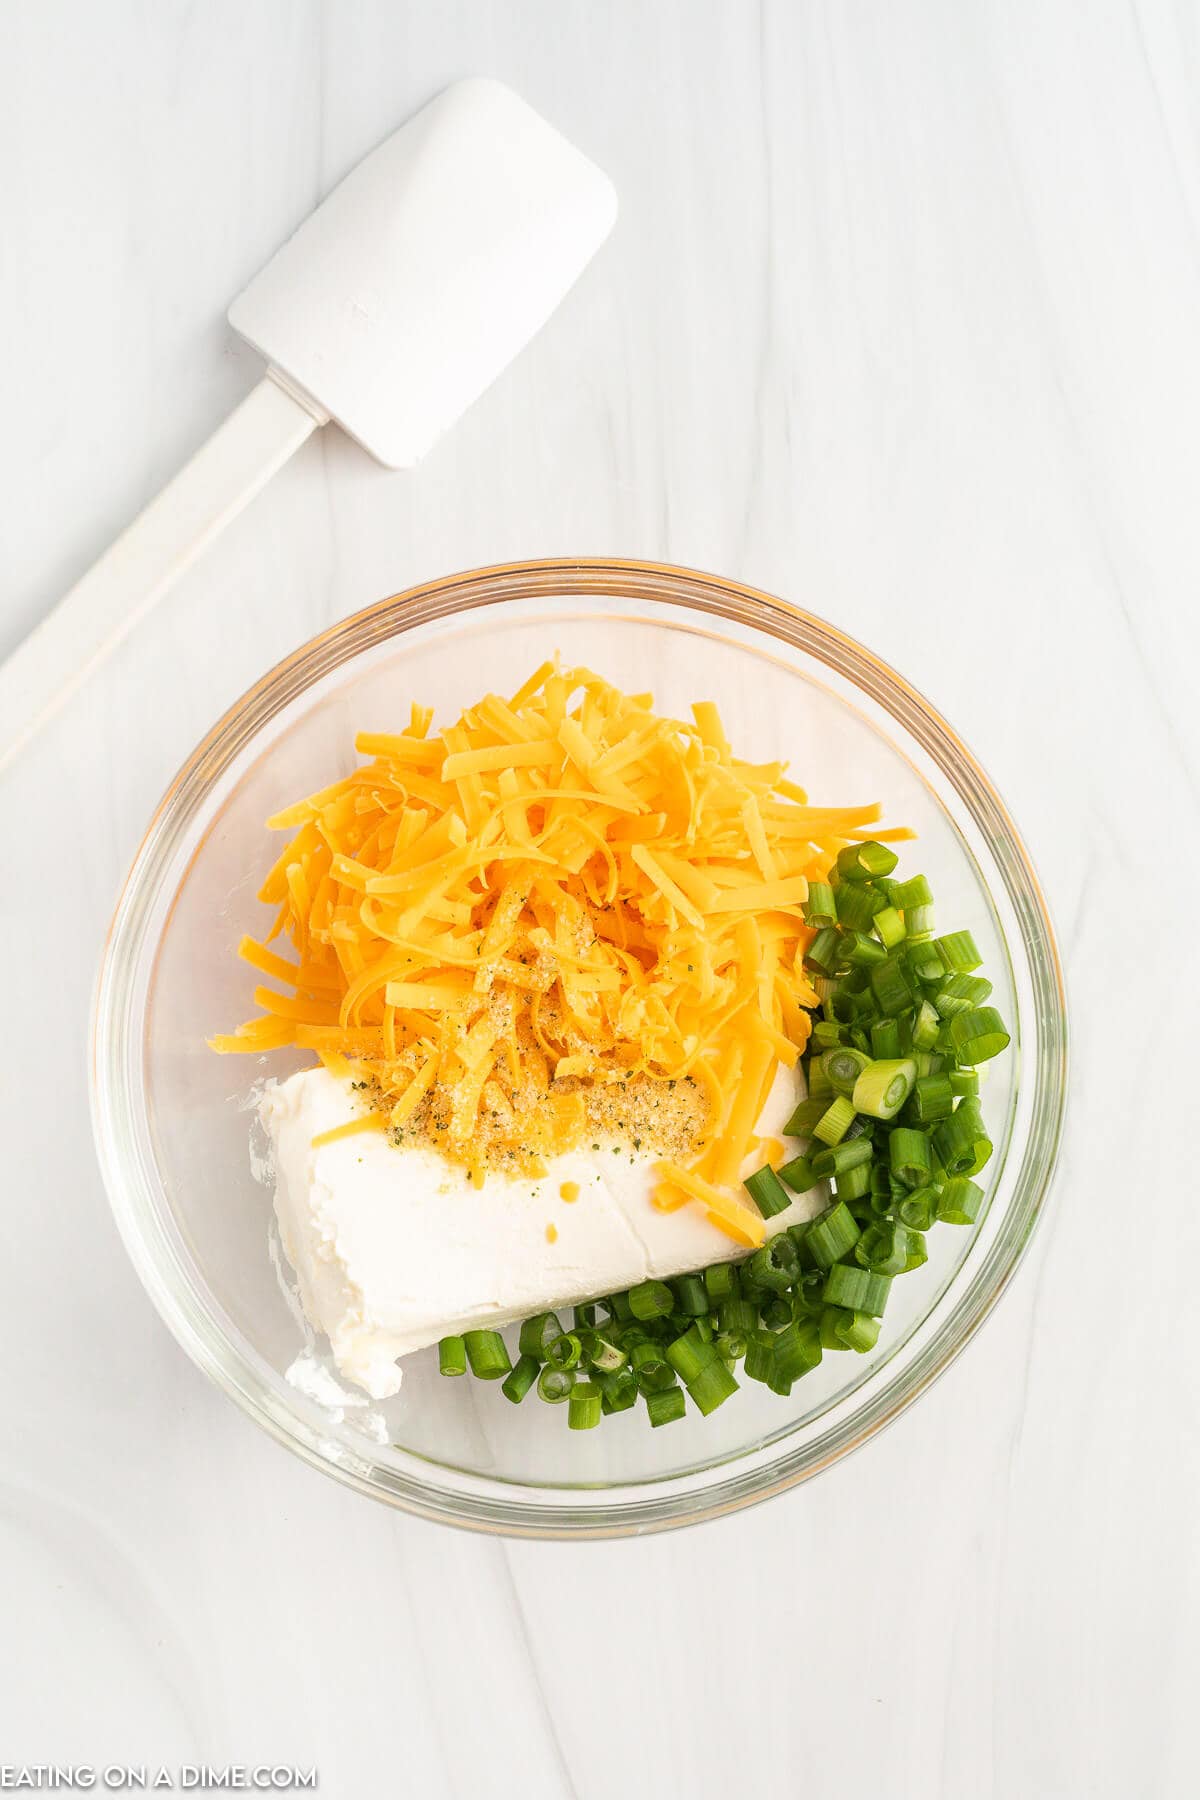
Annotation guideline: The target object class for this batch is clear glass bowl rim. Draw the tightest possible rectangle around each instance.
[91,557,1068,1538]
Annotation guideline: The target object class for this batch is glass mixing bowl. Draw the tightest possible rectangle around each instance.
[91,559,1067,1536]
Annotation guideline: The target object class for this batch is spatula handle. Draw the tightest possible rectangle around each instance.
[0,372,324,775]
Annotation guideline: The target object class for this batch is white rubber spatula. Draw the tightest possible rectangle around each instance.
[0,78,616,773]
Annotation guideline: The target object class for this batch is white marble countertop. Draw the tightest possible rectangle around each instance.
[3,2,1198,1794]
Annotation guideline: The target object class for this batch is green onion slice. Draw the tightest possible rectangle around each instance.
[812,1095,856,1146]
[822,1046,872,1094]
[463,1330,512,1380]
[744,1164,794,1219]
[852,1057,916,1120]
[837,841,899,882]
[645,1387,687,1427]
[501,1354,541,1404]
[536,1365,575,1404]
[950,1006,1011,1065]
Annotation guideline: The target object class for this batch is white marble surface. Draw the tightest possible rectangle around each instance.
[2,1,1198,1793]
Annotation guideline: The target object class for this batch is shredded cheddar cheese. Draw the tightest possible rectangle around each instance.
[211,664,900,1240]
[309,1113,388,1149]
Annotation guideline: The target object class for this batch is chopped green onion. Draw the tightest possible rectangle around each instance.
[778,1153,819,1193]
[715,1329,748,1362]
[873,904,906,948]
[686,1358,739,1415]
[596,1366,638,1414]
[893,873,933,910]
[518,1311,562,1360]
[837,841,899,881]
[628,1279,674,1321]
[803,881,836,926]
[645,1386,687,1427]
[670,1272,710,1316]
[933,1099,993,1176]
[567,1381,602,1430]
[950,1007,1011,1065]
[464,1330,512,1380]
[743,1330,777,1383]
[813,1095,856,1146]
[546,1332,582,1371]
[630,1339,672,1386]
[856,1220,912,1277]
[811,1018,844,1050]
[834,1310,880,1352]
[745,1235,800,1294]
[897,1186,938,1231]
[760,1294,792,1329]
[912,999,941,1051]
[838,977,874,1019]
[744,1164,794,1219]
[934,930,982,973]
[793,1269,826,1315]
[811,1136,873,1180]
[537,1364,575,1404]
[870,956,913,1018]
[807,1053,835,1098]
[912,1073,955,1121]
[836,883,886,932]
[786,1222,814,1266]
[719,1294,760,1335]
[833,1159,872,1201]
[822,1046,872,1094]
[666,1326,718,1384]
[805,926,842,975]
[854,1220,893,1269]
[937,1177,985,1224]
[784,1095,829,1136]
[772,1319,823,1384]
[502,1354,540,1404]
[949,1068,979,1098]
[704,1261,738,1303]
[931,984,973,1019]
[939,972,994,1008]
[583,1331,627,1373]
[852,1057,916,1120]
[905,904,937,941]
[805,1200,861,1269]
[438,1335,467,1377]
[813,976,841,1015]
[904,1231,928,1273]
[822,1264,892,1316]
[889,1127,932,1189]
[870,1018,902,1060]
[819,1306,852,1350]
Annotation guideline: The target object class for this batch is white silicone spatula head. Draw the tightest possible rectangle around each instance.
[229,78,618,469]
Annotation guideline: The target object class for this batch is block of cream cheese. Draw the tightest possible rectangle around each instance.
[261,1065,815,1398]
